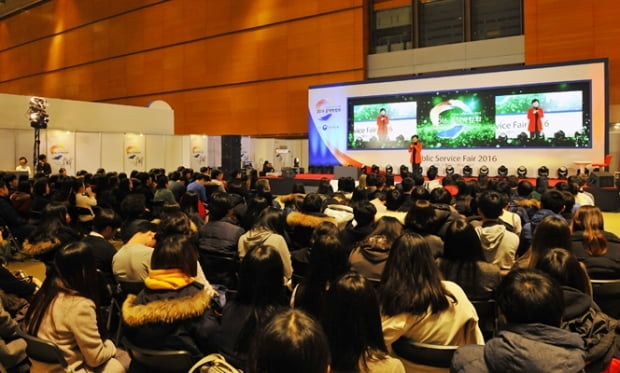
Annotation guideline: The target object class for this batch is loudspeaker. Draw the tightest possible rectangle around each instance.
[282,167,296,178]
[221,135,241,174]
[588,172,615,188]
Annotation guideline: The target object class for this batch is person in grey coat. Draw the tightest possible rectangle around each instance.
[450,268,586,373]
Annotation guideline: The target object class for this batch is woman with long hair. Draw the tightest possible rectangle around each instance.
[24,242,126,373]
[436,220,501,300]
[515,215,572,268]
[535,248,618,372]
[570,205,620,278]
[179,191,207,227]
[216,245,288,369]
[380,233,483,373]
[349,216,403,282]
[122,234,216,364]
[403,199,444,258]
[22,202,81,273]
[323,272,404,373]
[238,207,292,284]
[292,222,348,319]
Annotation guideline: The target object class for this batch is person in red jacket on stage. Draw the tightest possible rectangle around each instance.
[408,135,422,175]
[376,108,390,142]
[527,98,544,139]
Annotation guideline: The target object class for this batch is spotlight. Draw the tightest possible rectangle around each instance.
[445,165,455,176]
[479,166,489,177]
[557,166,568,179]
[385,164,393,175]
[293,157,300,168]
[400,164,409,176]
[462,165,473,177]
[497,165,508,177]
[517,166,527,178]
[371,164,380,174]
[538,166,549,177]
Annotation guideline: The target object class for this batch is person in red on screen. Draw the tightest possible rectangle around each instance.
[408,135,422,175]
[527,98,544,139]
[376,108,389,142]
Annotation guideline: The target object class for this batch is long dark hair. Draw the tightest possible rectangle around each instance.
[571,205,608,256]
[404,199,437,234]
[530,216,571,267]
[296,222,348,319]
[534,248,591,295]
[24,241,100,335]
[250,206,283,235]
[27,202,71,243]
[323,272,388,373]
[235,245,286,353]
[380,233,453,316]
[151,234,198,277]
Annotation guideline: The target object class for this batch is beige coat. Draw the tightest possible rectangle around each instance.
[31,292,124,373]
[382,281,484,373]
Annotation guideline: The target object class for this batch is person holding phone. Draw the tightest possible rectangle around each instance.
[408,135,422,175]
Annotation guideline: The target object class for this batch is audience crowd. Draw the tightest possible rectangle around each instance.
[0,164,618,373]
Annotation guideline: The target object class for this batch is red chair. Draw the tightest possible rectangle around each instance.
[592,154,612,172]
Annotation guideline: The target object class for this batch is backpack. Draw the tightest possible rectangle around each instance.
[188,353,243,373]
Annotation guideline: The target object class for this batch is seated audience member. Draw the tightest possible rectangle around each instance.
[112,220,157,283]
[186,174,209,203]
[570,205,620,279]
[167,171,186,202]
[242,196,271,231]
[0,299,29,372]
[286,193,336,251]
[437,220,501,301]
[494,180,522,236]
[473,191,519,271]
[199,191,245,255]
[429,187,461,238]
[153,175,176,206]
[337,176,355,200]
[22,202,80,274]
[535,248,620,372]
[384,189,403,212]
[381,233,483,373]
[248,309,330,373]
[323,273,405,373]
[424,166,442,192]
[569,181,595,209]
[214,245,288,369]
[179,191,207,228]
[82,208,121,283]
[323,196,354,230]
[338,201,377,253]
[515,215,572,269]
[519,189,566,255]
[238,207,293,284]
[122,234,216,364]
[404,199,444,258]
[349,216,403,282]
[10,180,32,220]
[73,179,97,225]
[0,180,34,242]
[24,242,127,373]
[451,268,586,373]
[292,222,348,320]
[15,156,32,178]
[396,177,415,212]
[561,190,577,221]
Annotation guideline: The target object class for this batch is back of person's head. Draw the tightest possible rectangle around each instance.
[404,199,436,234]
[384,188,402,211]
[32,178,49,196]
[92,208,121,233]
[561,191,576,217]
[302,193,323,214]
[541,190,565,213]
[369,216,403,242]
[249,309,330,373]
[120,193,147,220]
[429,187,452,205]
[411,186,430,201]
[179,191,199,213]
[324,272,387,372]
[443,219,484,262]
[427,166,438,181]
[208,191,232,221]
[380,233,449,316]
[121,219,157,244]
[317,178,333,195]
[238,245,284,306]
[535,248,591,295]
[211,169,222,180]
[150,234,198,277]
[477,190,504,219]
[255,179,271,194]
[531,216,571,265]
[366,173,378,188]
[516,180,533,197]
[40,202,69,226]
[571,205,607,256]
[253,207,284,235]
[496,268,564,327]
[156,174,168,189]
[158,208,192,237]
[309,222,348,284]
[291,182,306,194]
[536,176,549,194]
[400,177,415,192]
[352,201,376,227]
[337,177,355,193]
[412,173,425,186]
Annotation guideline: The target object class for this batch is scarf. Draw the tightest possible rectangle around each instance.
[144,268,194,290]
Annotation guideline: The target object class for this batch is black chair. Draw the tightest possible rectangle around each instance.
[118,280,145,296]
[392,337,458,368]
[96,270,122,344]
[471,298,499,339]
[122,337,194,373]
[16,328,68,370]
[591,279,620,319]
[198,250,239,289]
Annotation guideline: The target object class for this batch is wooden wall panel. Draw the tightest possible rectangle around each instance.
[524,0,620,105]
[0,1,365,136]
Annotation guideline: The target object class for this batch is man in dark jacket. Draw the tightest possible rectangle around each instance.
[0,181,34,242]
[451,268,586,373]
